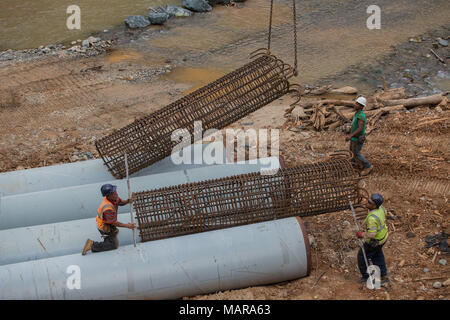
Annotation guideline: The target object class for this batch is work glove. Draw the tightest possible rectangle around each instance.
[356,231,363,239]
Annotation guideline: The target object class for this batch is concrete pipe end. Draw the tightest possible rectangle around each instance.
[295,216,312,276]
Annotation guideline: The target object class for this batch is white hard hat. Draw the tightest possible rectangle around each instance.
[355,96,367,107]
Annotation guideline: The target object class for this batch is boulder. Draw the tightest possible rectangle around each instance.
[124,15,150,29]
[148,11,170,25]
[165,4,194,17]
[207,0,231,5]
[182,0,212,12]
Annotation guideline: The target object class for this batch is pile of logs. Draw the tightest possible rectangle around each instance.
[285,86,448,134]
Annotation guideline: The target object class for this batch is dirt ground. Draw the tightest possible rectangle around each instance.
[186,97,450,300]
[0,22,449,300]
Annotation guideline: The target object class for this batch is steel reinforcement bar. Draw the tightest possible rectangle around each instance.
[133,158,361,242]
[95,49,297,179]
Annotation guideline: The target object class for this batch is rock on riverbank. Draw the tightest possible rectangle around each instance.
[148,11,170,25]
[182,0,212,12]
[124,15,151,29]
[165,4,193,17]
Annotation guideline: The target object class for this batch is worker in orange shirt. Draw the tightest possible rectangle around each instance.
[82,184,135,255]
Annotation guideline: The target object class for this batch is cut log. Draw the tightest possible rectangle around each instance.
[300,99,356,108]
[330,86,358,95]
[366,105,407,116]
[311,103,328,131]
[373,88,407,101]
[343,105,407,121]
[377,93,447,108]
[327,121,342,130]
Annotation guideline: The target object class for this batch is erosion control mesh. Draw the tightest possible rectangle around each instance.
[133,158,361,242]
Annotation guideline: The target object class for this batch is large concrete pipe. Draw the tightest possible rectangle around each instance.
[0,212,136,266]
[0,157,281,230]
[0,217,311,300]
[0,143,227,197]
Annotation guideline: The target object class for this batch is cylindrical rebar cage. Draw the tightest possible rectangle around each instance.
[133,159,360,242]
[95,51,295,178]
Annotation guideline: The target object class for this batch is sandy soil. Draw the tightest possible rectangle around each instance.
[0,51,448,300]
[186,96,450,300]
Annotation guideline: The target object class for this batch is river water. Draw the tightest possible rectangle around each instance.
[0,0,178,50]
[1,0,449,88]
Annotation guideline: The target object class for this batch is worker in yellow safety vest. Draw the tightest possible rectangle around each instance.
[356,193,389,284]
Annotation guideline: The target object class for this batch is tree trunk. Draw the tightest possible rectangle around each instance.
[300,100,356,108]
[377,93,447,108]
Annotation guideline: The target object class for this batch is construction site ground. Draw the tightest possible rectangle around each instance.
[0,2,449,300]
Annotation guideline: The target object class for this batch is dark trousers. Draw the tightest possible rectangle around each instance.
[350,140,371,169]
[357,241,387,278]
[91,226,119,252]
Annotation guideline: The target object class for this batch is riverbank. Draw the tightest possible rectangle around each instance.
[0,1,241,64]
[315,25,450,97]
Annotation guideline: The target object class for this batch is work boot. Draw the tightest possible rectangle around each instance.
[82,239,94,255]
[361,166,373,176]
[357,276,368,283]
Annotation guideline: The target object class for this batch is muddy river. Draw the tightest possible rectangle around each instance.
[1,0,449,88]
[0,0,178,50]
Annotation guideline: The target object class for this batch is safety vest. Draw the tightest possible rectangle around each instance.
[364,205,389,245]
[96,197,117,230]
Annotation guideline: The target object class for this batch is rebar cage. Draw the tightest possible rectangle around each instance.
[133,158,360,242]
[95,50,298,178]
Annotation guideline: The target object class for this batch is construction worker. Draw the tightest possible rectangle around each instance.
[82,184,135,255]
[345,96,373,176]
[356,193,389,284]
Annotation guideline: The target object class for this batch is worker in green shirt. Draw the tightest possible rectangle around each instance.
[356,193,389,285]
[345,96,373,176]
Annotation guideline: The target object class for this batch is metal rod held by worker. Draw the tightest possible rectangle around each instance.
[125,153,136,247]
[350,201,375,289]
